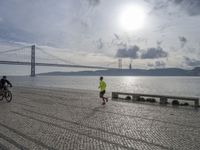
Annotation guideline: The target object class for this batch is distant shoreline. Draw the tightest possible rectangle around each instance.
[38,67,200,76]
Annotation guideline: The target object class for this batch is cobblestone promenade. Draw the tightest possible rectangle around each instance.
[0,86,200,150]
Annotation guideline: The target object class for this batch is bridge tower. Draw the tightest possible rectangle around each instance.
[118,58,122,69]
[30,45,35,77]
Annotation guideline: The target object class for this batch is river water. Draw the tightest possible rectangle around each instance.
[9,76,200,97]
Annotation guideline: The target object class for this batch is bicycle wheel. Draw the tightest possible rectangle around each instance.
[0,94,3,101]
[0,90,3,101]
[5,91,12,102]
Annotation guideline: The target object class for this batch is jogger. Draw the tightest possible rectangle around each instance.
[98,76,108,105]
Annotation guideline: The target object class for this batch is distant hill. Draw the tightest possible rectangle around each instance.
[38,67,200,76]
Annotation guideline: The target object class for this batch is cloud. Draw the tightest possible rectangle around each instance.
[0,19,40,43]
[0,1,70,45]
[87,0,100,7]
[148,0,200,16]
[96,38,104,49]
[115,45,140,59]
[184,57,200,67]
[115,44,168,60]
[0,0,102,49]
[174,0,200,16]
[157,40,162,46]
[141,47,168,59]
[111,33,126,48]
[148,60,166,68]
[147,63,154,67]
[113,33,120,40]
[173,0,184,4]
[111,33,121,46]
[152,1,170,11]
[178,36,187,48]
[155,60,166,67]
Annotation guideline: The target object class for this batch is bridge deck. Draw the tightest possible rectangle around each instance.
[0,60,114,69]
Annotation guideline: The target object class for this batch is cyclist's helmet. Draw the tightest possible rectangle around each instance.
[3,76,6,79]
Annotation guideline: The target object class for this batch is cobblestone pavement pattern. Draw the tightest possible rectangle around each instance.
[0,86,200,150]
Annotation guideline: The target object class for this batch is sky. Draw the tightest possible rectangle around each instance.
[0,0,200,74]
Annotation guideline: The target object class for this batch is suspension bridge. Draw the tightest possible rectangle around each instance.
[0,45,117,76]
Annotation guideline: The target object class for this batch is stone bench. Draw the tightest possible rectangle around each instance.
[112,92,199,107]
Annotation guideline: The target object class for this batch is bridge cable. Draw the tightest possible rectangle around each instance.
[0,46,31,55]
[36,46,77,65]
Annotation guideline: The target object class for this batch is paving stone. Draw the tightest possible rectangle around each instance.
[0,86,199,149]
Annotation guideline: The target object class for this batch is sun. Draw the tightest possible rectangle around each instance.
[119,5,146,31]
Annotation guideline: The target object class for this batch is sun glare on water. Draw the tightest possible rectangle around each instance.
[119,5,146,31]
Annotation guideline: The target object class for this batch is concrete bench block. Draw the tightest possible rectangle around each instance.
[160,97,168,104]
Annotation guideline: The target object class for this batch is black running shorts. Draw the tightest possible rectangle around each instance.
[99,90,105,98]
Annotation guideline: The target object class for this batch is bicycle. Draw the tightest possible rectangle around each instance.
[0,86,12,102]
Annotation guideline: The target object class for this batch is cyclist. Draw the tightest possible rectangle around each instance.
[0,76,12,91]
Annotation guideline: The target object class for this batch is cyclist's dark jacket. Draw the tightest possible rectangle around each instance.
[0,78,12,88]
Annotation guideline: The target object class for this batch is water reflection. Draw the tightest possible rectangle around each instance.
[9,76,200,97]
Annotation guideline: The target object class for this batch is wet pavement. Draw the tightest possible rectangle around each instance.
[0,86,200,150]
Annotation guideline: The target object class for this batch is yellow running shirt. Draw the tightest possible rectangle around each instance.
[99,80,106,92]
